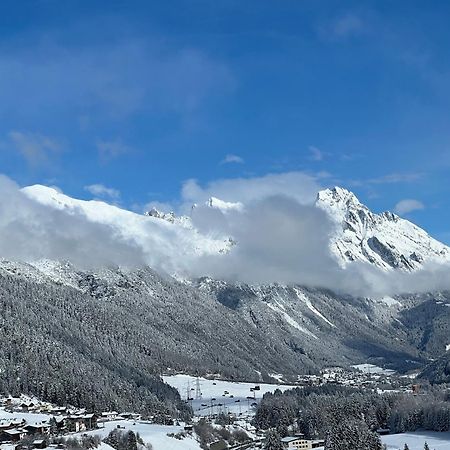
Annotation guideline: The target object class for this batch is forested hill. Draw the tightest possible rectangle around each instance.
[0,262,318,415]
[1,258,449,415]
[420,353,450,384]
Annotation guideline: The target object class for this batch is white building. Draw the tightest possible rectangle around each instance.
[281,435,325,449]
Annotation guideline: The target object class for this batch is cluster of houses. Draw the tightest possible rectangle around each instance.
[0,413,99,443]
[0,396,142,446]
[294,366,418,394]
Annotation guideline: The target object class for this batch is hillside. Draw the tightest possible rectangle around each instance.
[0,183,448,414]
[22,184,450,276]
[1,257,447,415]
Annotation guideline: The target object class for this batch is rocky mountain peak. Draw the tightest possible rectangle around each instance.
[316,186,450,271]
[317,186,362,209]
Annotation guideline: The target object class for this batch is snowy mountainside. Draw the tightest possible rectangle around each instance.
[1,183,448,415]
[22,184,450,275]
[316,187,450,270]
[22,185,232,269]
[0,258,430,377]
[1,252,448,418]
[204,196,244,212]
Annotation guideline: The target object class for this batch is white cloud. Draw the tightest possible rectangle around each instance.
[318,13,366,41]
[334,14,364,37]
[8,131,62,167]
[0,175,144,268]
[142,201,174,214]
[329,14,365,39]
[221,154,244,164]
[0,40,235,121]
[0,171,448,298]
[309,146,325,161]
[181,171,322,210]
[85,184,120,200]
[190,195,339,287]
[369,172,424,184]
[394,199,425,215]
[97,140,131,162]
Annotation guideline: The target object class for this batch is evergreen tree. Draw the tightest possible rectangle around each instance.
[264,430,283,450]
[125,431,138,450]
[325,419,382,450]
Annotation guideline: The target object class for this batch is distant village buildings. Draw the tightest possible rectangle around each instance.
[0,395,140,446]
[280,435,325,449]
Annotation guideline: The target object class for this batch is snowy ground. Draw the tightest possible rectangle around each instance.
[0,407,201,450]
[163,374,297,417]
[0,408,53,424]
[83,420,201,450]
[381,431,450,449]
[352,363,396,375]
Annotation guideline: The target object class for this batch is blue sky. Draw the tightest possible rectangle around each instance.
[1,0,450,242]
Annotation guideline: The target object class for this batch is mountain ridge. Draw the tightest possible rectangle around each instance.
[22,184,450,276]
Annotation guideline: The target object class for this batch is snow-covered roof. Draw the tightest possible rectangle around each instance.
[281,435,305,442]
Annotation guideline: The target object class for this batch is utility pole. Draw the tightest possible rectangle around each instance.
[195,377,202,400]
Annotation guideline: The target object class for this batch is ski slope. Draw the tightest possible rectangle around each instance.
[163,374,297,417]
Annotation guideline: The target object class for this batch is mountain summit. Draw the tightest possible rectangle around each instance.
[21,184,450,274]
[316,187,450,270]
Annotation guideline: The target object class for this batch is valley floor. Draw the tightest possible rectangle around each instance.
[163,374,297,417]
[83,420,202,450]
[381,431,450,449]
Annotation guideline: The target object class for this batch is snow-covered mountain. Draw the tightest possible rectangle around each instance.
[316,187,450,270]
[2,184,449,414]
[22,184,450,275]
[22,185,232,272]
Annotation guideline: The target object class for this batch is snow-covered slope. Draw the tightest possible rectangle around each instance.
[22,185,231,273]
[204,196,243,212]
[316,187,450,270]
[22,184,450,274]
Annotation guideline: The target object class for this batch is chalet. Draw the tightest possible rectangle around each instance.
[25,423,50,435]
[118,412,141,421]
[55,417,67,432]
[376,428,390,436]
[82,414,98,430]
[50,407,67,415]
[12,420,26,428]
[32,439,48,449]
[281,434,324,450]
[0,420,25,434]
[0,422,14,432]
[65,416,86,433]
[21,402,36,412]
[101,411,118,421]
[1,429,27,442]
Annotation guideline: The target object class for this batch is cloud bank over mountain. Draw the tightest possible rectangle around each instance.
[0,175,146,268]
[0,172,449,297]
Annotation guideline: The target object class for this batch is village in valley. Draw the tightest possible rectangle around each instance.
[0,396,139,443]
[0,365,432,450]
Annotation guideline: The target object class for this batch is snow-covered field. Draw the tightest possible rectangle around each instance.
[163,374,297,417]
[382,431,450,449]
[84,420,201,450]
[0,406,201,450]
[352,363,396,375]
[0,408,53,424]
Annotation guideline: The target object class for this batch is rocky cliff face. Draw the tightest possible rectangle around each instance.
[316,187,450,270]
